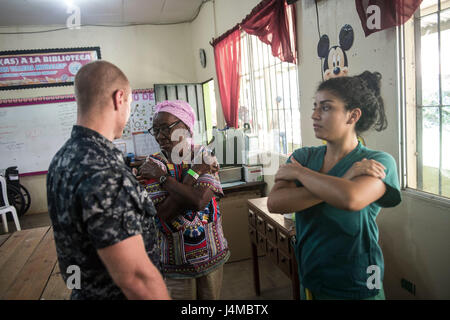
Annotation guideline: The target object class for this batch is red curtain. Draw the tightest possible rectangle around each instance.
[211,0,297,128]
[356,0,423,37]
[241,0,297,64]
[213,29,241,128]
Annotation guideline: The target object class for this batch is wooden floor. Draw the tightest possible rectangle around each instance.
[222,257,292,300]
[0,226,71,300]
[0,213,292,300]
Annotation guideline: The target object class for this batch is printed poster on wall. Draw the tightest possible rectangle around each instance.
[0,47,101,90]
[114,89,160,156]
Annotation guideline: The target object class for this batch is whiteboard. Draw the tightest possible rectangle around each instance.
[0,97,77,175]
[0,89,159,176]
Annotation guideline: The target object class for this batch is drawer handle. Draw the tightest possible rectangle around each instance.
[279,235,285,242]
[270,247,275,252]
[249,230,254,234]
[281,257,287,263]
[267,225,273,232]
[259,238,264,243]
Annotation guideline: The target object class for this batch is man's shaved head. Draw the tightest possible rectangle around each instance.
[74,60,130,114]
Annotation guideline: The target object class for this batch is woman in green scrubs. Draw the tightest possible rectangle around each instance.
[267,71,402,300]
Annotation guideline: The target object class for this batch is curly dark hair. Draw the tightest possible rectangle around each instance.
[317,71,388,134]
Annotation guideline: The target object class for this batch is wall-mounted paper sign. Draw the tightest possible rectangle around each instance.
[0,47,101,90]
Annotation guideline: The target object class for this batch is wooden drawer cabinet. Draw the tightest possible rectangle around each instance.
[248,225,257,245]
[256,215,265,235]
[247,197,300,300]
[278,249,292,277]
[248,209,256,227]
[278,230,290,255]
[265,221,277,244]
[257,233,267,253]
[267,240,278,265]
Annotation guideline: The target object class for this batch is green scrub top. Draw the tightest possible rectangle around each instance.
[288,142,401,299]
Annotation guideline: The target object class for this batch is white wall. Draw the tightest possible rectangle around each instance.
[0,23,196,214]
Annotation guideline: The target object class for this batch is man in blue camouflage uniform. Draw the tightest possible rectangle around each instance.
[47,60,170,300]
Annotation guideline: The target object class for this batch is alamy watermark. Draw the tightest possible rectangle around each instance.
[66,265,81,289]
[366,5,381,31]
[366,265,382,290]
[157,123,281,175]
[66,1,81,30]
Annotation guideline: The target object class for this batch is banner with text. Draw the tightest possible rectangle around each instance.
[0,47,101,90]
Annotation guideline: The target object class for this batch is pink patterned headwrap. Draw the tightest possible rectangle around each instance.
[154,100,196,136]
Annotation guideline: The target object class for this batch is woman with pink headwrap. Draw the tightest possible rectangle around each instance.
[136,100,229,300]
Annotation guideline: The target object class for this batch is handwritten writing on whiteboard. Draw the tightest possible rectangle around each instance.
[0,100,77,174]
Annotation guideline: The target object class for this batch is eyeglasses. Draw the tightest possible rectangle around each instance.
[148,120,182,137]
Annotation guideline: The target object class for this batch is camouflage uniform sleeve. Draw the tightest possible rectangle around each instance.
[77,170,144,249]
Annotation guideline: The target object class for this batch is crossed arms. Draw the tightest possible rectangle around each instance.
[267,157,387,213]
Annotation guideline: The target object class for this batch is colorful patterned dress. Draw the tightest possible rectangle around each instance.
[144,146,230,278]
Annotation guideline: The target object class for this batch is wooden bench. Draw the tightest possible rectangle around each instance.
[0,226,71,300]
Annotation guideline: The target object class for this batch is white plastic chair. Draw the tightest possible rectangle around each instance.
[0,176,21,233]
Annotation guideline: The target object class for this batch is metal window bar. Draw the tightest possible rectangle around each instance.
[272,43,281,153]
[414,1,448,196]
[281,61,289,155]
[257,36,269,147]
[294,60,301,149]
[437,0,443,196]
[241,34,253,132]
[398,23,407,189]
[245,34,256,129]
[264,36,275,152]
[238,32,300,154]
[414,9,424,190]
[288,63,294,153]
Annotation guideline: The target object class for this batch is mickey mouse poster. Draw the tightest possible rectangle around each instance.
[317,24,354,80]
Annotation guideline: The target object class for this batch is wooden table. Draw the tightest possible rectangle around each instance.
[0,226,71,300]
[247,197,300,300]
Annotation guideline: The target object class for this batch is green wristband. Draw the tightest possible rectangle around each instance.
[187,169,200,180]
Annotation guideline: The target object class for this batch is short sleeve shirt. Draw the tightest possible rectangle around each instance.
[47,125,160,300]
[288,142,401,299]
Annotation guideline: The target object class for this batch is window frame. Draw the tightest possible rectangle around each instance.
[154,81,213,145]
[399,0,450,205]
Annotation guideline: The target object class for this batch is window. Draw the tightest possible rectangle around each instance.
[154,81,216,146]
[202,79,217,143]
[402,0,450,198]
[238,32,301,155]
